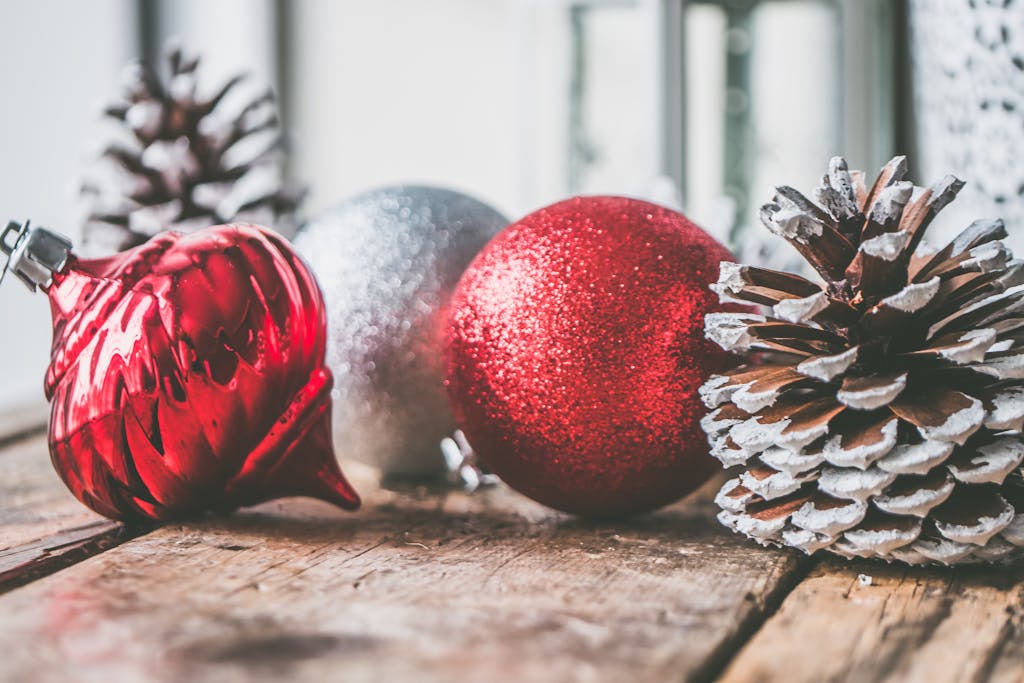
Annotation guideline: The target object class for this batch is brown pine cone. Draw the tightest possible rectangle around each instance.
[701,156,1024,565]
[80,42,302,254]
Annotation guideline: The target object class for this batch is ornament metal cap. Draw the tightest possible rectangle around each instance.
[0,220,72,292]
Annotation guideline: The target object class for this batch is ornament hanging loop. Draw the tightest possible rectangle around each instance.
[0,220,72,292]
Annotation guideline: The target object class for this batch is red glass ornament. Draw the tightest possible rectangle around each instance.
[7,222,359,521]
[445,196,743,517]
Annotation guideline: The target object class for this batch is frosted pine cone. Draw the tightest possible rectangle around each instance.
[701,156,1024,565]
[80,42,302,253]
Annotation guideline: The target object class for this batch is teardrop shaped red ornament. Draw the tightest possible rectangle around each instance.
[11,222,359,521]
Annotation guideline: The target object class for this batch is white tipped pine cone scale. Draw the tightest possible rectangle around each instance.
[701,156,1024,565]
[80,44,302,253]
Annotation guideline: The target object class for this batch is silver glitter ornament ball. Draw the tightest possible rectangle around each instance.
[294,186,508,477]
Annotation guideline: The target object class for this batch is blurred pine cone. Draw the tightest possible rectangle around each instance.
[702,156,1024,565]
[80,43,302,253]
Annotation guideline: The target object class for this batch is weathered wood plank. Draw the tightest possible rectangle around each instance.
[719,558,1024,683]
[0,477,805,683]
[0,520,130,591]
[0,433,107,551]
[0,432,129,591]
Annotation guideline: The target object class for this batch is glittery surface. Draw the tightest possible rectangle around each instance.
[294,187,508,476]
[445,196,738,517]
[44,224,359,521]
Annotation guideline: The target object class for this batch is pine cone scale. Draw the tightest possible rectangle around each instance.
[873,469,954,517]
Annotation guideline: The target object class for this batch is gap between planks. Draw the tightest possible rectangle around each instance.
[692,551,814,683]
[0,432,146,593]
[0,520,141,593]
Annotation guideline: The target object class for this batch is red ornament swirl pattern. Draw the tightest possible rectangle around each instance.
[44,224,359,521]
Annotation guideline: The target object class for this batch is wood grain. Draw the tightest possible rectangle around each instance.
[0,433,130,592]
[719,557,1024,683]
[0,520,130,592]
[0,433,106,551]
[0,476,804,683]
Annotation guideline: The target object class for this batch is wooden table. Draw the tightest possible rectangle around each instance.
[0,428,1021,683]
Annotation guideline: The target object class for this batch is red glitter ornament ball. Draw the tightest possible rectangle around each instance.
[445,196,740,517]
[38,224,359,521]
